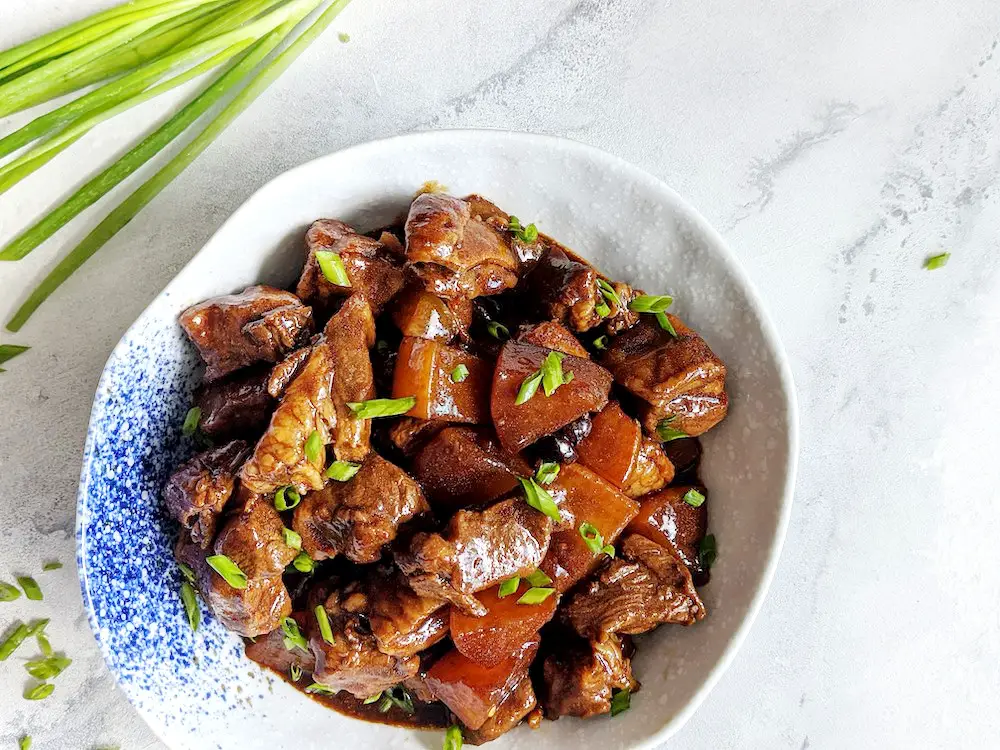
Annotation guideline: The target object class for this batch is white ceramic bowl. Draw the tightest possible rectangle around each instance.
[77,130,798,750]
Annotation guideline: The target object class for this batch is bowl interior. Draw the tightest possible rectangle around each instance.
[77,131,796,750]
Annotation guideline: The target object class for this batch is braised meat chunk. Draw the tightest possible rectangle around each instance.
[241,295,375,494]
[245,611,316,677]
[293,451,429,564]
[602,314,728,436]
[626,484,709,583]
[464,676,537,745]
[214,489,297,579]
[195,367,274,439]
[541,632,637,719]
[179,285,313,381]
[267,346,312,399]
[398,497,553,615]
[563,534,704,639]
[163,440,250,548]
[296,219,406,315]
[366,570,449,657]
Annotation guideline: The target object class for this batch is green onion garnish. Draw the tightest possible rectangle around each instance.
[292,551,314,574]
[595,300,611,318]
[486,321,510,340]
[315,250,351,286]
[178,562,196,584]
[514,369,543,405]
[290,664,302,682]
[363,691,383,704]
[281,617,309,653]
[655,418,687,442]
[517,587,555,605]
[497,576,520,598]
[699,534,717,569]
[283,528,302,550]
[518,476,561,522]
[24,655,72,681]
[0,344,29,365]
[181,406,201,437]
[924,252,950,270]
[18,576,42,601]
[526,569,553,587]
[610,687,631,716]
[443,725,463,750]
[36,634,53,657]
[597,279,622,308]
[629,294,673,313]
[42,561,62,571]
[683,489,706,507]
[326,460,361,482]
[655,311,678,337]
[540,351,572,397]
[578,522,615,558]
[304,429,323,464]
[381,686,415,714]
[450,364,470,383]
[508,215,538,244]
[592,335,609,351]
[25,619,49,637]
[206,554,247,589]
[315,605,335,645]
[0,582,21,602]
[535,462,559,485]
[180,581,200,632]
[305,682,335,695]
[24,683,55,701]
[274,485,301,511]
[347,397,417,419]
[337,32,351,43]
[0,623,30,661]
[19,736,30,750]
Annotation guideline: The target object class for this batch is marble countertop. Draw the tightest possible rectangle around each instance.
[2,0,999,747]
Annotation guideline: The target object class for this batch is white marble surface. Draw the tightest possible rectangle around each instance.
[1,0,999,748]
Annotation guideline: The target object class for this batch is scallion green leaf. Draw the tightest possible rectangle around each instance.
[924,252,950,270]
[19,736,30,750]
[450,364,470,383]
[610,687,631,716]
[325,460,361,482]
[0,623,30,661]
[181,406,201,437]
[274,485,301,511]
[518,476,561,522]
[597,278,622,309]
[42,561,62,571]
[515,369,543,405]
[281,617,309,653]
[517,587,555,605]
[206,554,247,589]
[347,397,416,419]
[18,576,42,601]
[315,250,351,286]
[655,418,687,442]
[337,32,350,43]
[283,528,302,550]
[443,725,463,750]
[683,489,706,507]
[540,351,570,397]
[25,619,49,637]
[655,311,678,337]
[292,551,314,574]
[526,569,553,587]
[290,664,302,682]
[0,344,29,363]
[497,577,520,598]
[578,522,613,557]
[535,462,559,485]
[180,581,200,631]
[699,534,717,569]
[24,655,72,680]
[486,321,509,340]
[178,562,196,584]
[315,605,335,645]
[629,294,673,313]
[305,682,335,695]
[363,691,383,704]
[24,682,54,701]
[592,335,609,351]
[304,429,323,465]
[595,300,611,318]
[36,634,53,657]
[0,582,21,601]
[507,216,538,243]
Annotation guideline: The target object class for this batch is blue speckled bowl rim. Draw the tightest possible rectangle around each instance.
[76,129,799,750]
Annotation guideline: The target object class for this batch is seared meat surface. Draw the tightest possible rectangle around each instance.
[169,189,726,743]
[163,440,250,548]
[563,534,704,639]
[293,451,429,564]
[179,285,313,381]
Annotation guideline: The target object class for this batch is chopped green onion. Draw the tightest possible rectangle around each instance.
[18,576,42,601]
[699,534,717,569]
[497,577,520,598]
[305,682,335,695]
[180,581,200,631]
[0,582,21,601]
[42,561,62,571]
[290,664,302,682]
[7,0,354,331]
[518,476,561,522]
[178,562,196,584]
[281,617,309,653]
[535,462,559,485]
[315,605,335,645]
[610,687,631,716]
[683,489,706,507]
[381,686,415,714]
[283,528,302,550]
[924,252,950,270]
[378,695,393,712]
[292,551,314,574]
[595,300,611,318]
[36,634,53,657]
[337,32,351,43]
[540,351,571,396]
[315,250,351,286]
[326,460,361,482]
[347,397,416,419]
[25,619,49,637]
[655,418,687,442]
[181,406,201,437]
[0,623,30,660]
[629,294,673,313]
[304,429,323,464]
[515,369,543,405]
[206,554,247,589]
[443,725,463,750]
[19,736,30,750]
[526,569,553,587]
[507,215,538,243]
[592,335,609,351]
[655,312,678,337]
[24,682,54,701]
[486,321,509,340]
[274,485,301,511]
[579,522,614,558]
[24,655,72,681]
[0,344,29,363]
[517,587,555,605]
[597,279,622,308]
[450,364,470,383]
[363,691,383,704]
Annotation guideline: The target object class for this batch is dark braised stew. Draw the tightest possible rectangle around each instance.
[165,189,728,746]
